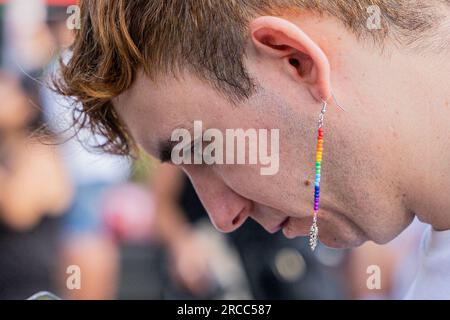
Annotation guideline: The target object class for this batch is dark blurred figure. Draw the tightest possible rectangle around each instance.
[0,72,72,299]
[153,164,347,299]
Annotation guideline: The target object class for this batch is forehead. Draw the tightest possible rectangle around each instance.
[112,70,231,157]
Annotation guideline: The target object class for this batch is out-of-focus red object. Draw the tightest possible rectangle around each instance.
[100,183,156,243]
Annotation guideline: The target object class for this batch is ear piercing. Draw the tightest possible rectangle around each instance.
[309,101,326,251]
[309,93,345,251]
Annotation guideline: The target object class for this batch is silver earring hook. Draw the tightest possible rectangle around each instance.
[318,91,345,129]
[331,91,346,112]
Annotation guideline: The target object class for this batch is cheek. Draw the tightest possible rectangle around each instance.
[213,161,308,216]
[212,164,283,207]
[275,120,321,205]
[323,122,409,240]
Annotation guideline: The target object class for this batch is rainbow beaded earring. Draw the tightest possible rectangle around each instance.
[309,100,327,251]
[309,95,344,251]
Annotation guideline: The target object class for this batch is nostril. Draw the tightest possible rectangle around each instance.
[232,207,248,227]
[232,215,240,226]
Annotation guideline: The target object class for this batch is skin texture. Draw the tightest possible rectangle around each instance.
[113,13,450,249]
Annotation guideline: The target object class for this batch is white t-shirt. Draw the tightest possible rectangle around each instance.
[405,226,450,299]
[41,68,130,186]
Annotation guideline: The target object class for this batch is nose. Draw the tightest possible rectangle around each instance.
[184,167,252,233]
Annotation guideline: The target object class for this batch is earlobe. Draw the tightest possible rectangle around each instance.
[250,16,332,102]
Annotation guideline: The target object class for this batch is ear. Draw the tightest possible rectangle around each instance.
[250,16,331,102]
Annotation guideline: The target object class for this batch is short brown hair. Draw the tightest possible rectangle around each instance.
[55,0,446,156]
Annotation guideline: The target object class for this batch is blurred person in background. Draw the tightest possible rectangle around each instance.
[2,0,157,300]
[153,164,347,299]
[0,72,72,299]
[40,3,130,299]
[0,0,71,299]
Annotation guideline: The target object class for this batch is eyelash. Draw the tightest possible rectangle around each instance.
[165,140,209,166]
[161,149,172,163]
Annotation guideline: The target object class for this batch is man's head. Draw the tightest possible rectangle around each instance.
[56,0,450,248]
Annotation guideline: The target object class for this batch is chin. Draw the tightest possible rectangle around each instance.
[282,216,367,249]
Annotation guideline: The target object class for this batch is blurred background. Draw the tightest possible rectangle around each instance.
[0,0,426,300]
